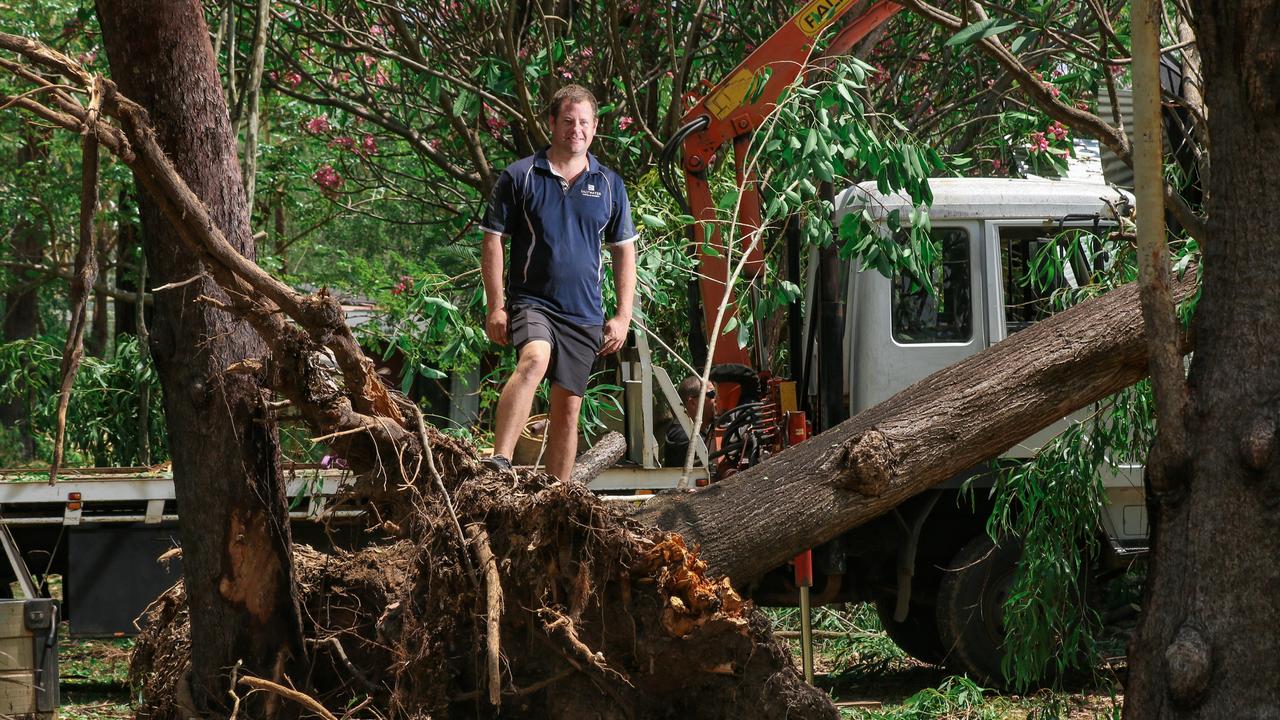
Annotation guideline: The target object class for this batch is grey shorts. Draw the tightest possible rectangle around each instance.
[508,304,603,397]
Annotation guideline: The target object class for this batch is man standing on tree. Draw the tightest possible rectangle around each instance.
[480,84,638,481]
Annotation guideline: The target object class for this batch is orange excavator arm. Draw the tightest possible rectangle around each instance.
[660,0,901,369]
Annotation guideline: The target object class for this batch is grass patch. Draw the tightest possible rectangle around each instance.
[60,626,133,718]
[767,603,1124,719]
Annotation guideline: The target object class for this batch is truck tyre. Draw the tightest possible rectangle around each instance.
[874,595,946,665]
[935,534,1022,685]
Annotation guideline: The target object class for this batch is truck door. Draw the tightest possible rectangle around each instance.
[845,221,987,414]
[983,220,1098,456]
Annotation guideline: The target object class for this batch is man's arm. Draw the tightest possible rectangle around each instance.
[481,232,508,346]
[600,240,636,355]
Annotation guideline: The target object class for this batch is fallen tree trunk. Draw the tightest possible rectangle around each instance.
[571,432,627,484]
[638,269,1197,584]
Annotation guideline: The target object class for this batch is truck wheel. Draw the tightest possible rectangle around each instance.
[874,595,946,665]
[935,534,1022,685]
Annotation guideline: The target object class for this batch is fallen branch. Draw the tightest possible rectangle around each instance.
[569,431,627,485]
[237,676,337,720]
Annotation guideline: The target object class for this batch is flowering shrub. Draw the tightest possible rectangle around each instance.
[311,164,343,191]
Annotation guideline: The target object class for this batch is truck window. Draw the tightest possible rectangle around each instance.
[1001,226,1055,334]
[891,228,972,344]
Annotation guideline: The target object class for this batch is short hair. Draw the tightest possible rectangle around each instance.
[547,84,598,120]
[677,376,704,402]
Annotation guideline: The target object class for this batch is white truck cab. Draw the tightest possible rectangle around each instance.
[757,176,1150,682]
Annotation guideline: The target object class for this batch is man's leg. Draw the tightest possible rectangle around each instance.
[491,341,551,459]
[543,382,583,481]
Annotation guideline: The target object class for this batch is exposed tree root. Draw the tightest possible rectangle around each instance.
[132,461,836,719]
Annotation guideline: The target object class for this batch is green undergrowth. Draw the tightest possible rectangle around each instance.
[59,628,133,718]
[767,603,1124,719]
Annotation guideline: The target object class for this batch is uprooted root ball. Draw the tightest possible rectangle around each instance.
[131,458,835,719]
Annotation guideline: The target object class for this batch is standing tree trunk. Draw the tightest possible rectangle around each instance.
[95,1,303,715]
[1124,3,1280,718]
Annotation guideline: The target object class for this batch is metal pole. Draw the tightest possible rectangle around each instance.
[795,548,815,684]
[799,585,814,684]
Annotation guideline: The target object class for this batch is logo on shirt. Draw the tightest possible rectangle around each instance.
[581,182,602,199]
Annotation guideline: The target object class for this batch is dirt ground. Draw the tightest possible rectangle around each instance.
[61,610,1126,719]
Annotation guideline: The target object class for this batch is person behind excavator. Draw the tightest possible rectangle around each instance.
[479,84,639,481]
[663,375,717,468]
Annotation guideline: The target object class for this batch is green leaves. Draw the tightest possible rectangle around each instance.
[944,18,1020,47]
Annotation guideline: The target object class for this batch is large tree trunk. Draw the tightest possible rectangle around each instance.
[1123,4,1280,718]
[95,1,303,715]
[638,269,1196,584]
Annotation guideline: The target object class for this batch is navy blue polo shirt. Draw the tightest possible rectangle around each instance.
[480,148,638,326]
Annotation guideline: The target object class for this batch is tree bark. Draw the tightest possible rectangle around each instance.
[570,431,627,485]
[95,1,303,715]
[1123,3,1280,718]
[638,269,1197,584]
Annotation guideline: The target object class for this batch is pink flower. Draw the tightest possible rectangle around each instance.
[327,70,351,85]
[360,134,378,155]
[373,69,389,86]
[618,115,634,131]
[399,274,414,289]
[1028,131,1050,153]
[391,283,405,296]
[1047,121,1068,141]
[1076,100,1090,111]
[1047,83,1061,98]
[284,71,303,88]
[560,69,574,79]
[370,23,385,37]
[427,138,442,151]
[304,115,331,135]
[357,54,377,69]
[329,136,355,151]
[992,158,1004,171]
[486,116,508,131]
[311,164,343,191]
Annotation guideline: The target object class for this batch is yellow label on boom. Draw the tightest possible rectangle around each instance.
[796,0,855,36]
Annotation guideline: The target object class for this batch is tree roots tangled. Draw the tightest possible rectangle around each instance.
[130,429,836,719]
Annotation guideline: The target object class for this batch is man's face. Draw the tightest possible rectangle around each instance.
[684,390,716,428]
[548,100,597,156]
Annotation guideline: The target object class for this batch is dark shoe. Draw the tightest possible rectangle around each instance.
[481,454,514,474]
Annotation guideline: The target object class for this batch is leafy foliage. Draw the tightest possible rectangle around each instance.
[0,336,166,467]
[978,217,1199,688]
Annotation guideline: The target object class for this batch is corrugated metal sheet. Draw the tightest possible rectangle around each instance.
[1097,87,1135,188]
